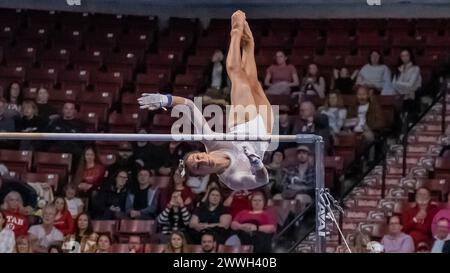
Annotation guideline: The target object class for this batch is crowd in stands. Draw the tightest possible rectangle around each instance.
[2,9,450,254]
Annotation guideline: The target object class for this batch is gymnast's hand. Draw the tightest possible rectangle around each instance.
[243,146,264,172]
[137,93,172,110]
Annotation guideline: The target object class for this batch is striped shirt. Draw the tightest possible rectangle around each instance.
[157,207,191,235]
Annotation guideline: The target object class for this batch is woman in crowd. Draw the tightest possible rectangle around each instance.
[264,50,299,95]
[319,92,348,135]
[95,234,112,253]
[164,231,188,253]
[161,168,195,210]
[189,188,231,243]
[18,100,46,150]
[74,146,106,195]
[53,196,74,236]
[392,48,422,122]
[299,63,326,99]
[0,210,15,253]
[356,50,393,94]
[331,67,358,94]
[64,184,84,219]
[72,212,98,253]
[203,49,230,103]
[4,81,24,117]
[0,191,30,237]
[93,170,129,220]
[230,191,277,253]
[401,187,439,247]
[381,215,415,253]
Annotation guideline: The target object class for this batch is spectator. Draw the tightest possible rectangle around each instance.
[127,235,144,253]
[73,146,106,195]
[157,191,191,240]
[0,97,15,133]
[106,144,140,182]
[164,231,188,253]
[47,102,86,157]
[203,49,230,102]
[431,192,450,237]
[299,63,326,99]
[159,142,193,175]
[266,150,285,193]
[15,235,32,253]
[278,106,293,135]
[72,212,98,253]
[0,210,15,253]
[17,100,46,150]
[292,100,331,151]
[381,215,415,253]
[331,67,358,94]
[276,146,315,211]
[230,191,276,253]
[53,197,74,236]
[431,218,450,253]
[93,170,129,220]
[200,231,217,253]
[3,81,23,117]
[0,176,37,209]
[199,180,221,204]
[319,92,347,135]
[392,48,422,122]
[125,169,161,219]
[35,87,58,122]
[346,85,385,142]
[95,234,112,253]
[356,50,393,94]
[444,239,450,253]
[401,187,439,247]
[1,191,30,236]
[189,188,231,243]
[132,128,166,173]
[28,204,64,253]
[223,190,251,218]
[161,168,195,210]
[264,50,299,95]
[64,184,84,219]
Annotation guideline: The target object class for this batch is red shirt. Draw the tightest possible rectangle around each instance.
[233,209,276,227]
[54,210,75,235]
[2,209,30,236]
[82,163,106,188]
[266,64,297,83]
[228,192,251,218]
[401,203,439,247]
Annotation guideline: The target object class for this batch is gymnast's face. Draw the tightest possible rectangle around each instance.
[185,152,215,176]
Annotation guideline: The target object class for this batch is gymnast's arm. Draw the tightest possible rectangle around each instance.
[171,96,214,135]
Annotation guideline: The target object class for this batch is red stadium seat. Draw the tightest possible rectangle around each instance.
[26,68,58,89]
[0,150,33,173]
[144,243,166,253]
[38,48,71,71]
[117,219,156,236]
[79,104,109,124]
[111,243,143,253]
[71,50,103,71]
[4,46,37,68]
[108,112,141,133]
[151,113,177,134]
[146,52,182,72]
[135,69,172,92]
[22,173,59,191]
[90,71,124,100]
[58,69,90,90]
[34,152,72,180]
[186,245,204,253]
[78,111,100,132]
[0,66,26,92]
[98,153,117,166]
[92,220,118,237]
[217,245,253,253]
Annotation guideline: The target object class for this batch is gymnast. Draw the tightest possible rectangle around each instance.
[138,10,274,191]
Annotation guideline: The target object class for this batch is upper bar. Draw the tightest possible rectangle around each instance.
[0,132,320,143]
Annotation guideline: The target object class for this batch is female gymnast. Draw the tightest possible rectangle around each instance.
[138,10,274,191]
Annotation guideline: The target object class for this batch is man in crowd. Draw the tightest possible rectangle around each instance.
[125,168,161,219]
[200,231,217,253]
[28,204,64,253]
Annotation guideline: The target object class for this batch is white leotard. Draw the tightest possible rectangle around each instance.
[184,100,271,191]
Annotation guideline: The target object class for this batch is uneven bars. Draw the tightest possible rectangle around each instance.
[0,132,321,143]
